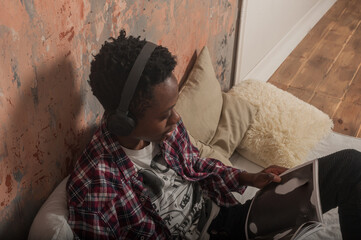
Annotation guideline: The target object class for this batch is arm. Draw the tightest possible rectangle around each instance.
[192,155,288,190]
[68,203,168,240]
[239,165,288,189]
[68,206,114,240]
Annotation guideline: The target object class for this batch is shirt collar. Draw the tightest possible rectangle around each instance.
[99,115,123,154]
[97,115,183,179]
[98,115,139,179]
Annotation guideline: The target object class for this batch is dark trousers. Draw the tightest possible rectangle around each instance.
[208,149,361,240]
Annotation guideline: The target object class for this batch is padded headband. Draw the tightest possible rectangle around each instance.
[116,42,157,114]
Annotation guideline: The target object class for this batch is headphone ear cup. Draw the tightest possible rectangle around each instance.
[107,112,136,136]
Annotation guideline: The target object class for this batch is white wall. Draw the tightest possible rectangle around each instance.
[234,0,337,84]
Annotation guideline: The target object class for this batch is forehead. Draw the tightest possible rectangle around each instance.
[150,75,179,110]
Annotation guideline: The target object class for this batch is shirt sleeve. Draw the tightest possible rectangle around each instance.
[193,156,247,191]
[183,127,248,206]
[162,119,248,207]
[68,195,166,239]
[68,206,115,240]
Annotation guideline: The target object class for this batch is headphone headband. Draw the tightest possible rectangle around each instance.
[106,41,157,136]
[117,42,157,114]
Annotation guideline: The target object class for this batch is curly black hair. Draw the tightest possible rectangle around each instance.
[89,30,177,119]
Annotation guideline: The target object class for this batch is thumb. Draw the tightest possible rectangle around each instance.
[269,173,281,183]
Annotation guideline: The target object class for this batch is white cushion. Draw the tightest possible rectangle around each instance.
[28,176,73,240]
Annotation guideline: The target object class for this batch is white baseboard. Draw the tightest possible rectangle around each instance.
[240,0,337,83]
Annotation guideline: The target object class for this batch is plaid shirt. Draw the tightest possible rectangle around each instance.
[67,117,247,239]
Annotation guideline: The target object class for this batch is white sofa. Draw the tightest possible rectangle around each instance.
[28,132,361,240]
[28,47,361,240]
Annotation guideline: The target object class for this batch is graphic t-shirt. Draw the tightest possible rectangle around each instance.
[121,142,213,239]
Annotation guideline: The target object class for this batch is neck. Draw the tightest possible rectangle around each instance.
[117,136,149,150]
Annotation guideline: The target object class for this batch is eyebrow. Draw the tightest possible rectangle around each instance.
[161,104,176,114]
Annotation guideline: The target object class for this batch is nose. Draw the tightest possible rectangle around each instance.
[168,109,180,125]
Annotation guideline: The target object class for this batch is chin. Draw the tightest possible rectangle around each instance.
[146,136,164,143]
[159,135,170,142]
[147,132,172,143]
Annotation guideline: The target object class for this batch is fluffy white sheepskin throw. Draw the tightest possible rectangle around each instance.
[229,80,334,168]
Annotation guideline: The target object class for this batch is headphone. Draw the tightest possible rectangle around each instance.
[107,41,157,136]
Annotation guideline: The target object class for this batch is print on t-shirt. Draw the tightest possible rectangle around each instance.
[138,152,205,238]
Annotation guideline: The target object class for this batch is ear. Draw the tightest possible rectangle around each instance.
[107,111,136,136]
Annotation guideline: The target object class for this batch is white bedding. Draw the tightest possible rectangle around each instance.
[230,131,361,240]
[29,132,361,240]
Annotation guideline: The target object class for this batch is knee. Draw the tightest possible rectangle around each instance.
[341,149,361,160]
[326,149,361,171]
[340,149,361,174]
[319,149,361,171]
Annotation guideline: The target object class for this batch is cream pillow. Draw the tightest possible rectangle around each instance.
[230,80,333,168]
[175,47,223,145]
[210,92,257,159]
[188,132,233,166]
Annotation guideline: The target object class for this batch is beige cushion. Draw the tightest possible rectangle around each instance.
[188,132,232,166]
[175,47,223,145]
[210,92,257,159]
[230,80,333,168]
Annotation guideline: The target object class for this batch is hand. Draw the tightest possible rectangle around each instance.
[239,165,288,189]
[262,165,288,177]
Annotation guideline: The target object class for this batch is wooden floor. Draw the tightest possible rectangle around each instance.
[268,0,361,138]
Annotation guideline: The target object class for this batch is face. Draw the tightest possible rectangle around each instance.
[129,74,180,143]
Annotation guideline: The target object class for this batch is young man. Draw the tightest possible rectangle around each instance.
[67,31,361,239]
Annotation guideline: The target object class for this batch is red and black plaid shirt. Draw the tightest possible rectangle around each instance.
[67,117,246,239]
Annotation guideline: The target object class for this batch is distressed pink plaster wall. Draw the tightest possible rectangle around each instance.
[0,0,239,238]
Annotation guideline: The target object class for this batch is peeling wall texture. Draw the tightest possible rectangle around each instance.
[0,0,239,238]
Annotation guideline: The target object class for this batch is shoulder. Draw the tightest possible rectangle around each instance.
[67,154,116,206]
[174,118,187,136]
[67,131,123,208]
[166,119,190,146]
[162,119,200,164]
[173,119,198,154]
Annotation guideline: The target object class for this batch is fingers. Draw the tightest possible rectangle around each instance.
[264,165,288,175]
[264,173,281,183]
[252,172,283,189]
[260,173,282,186]
[270,173,281,183]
